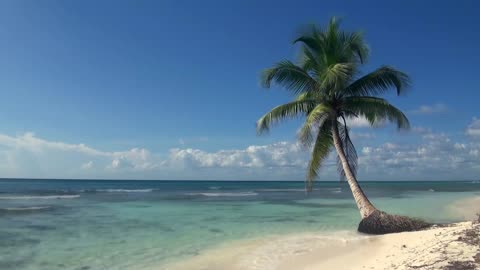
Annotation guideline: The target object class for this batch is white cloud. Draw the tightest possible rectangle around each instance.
[111,148,156,170]
[0,132,106,156]
[345,116,385,128]
[165,142,309,169]
[362,147,372,154]
[81,161,93,169]
[0,132,319,180]
[358,132,480,180]
[466,117,480,137]
[345,116,371,128]
[1,131,480,181]
[0,132,155,177]
[410,103,448,114]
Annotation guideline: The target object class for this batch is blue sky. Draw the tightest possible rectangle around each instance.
[0,1,479,181]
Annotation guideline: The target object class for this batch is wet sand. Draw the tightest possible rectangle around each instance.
[165,196,480,270]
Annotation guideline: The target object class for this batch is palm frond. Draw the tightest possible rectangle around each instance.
[321,63,356,92]
[327,17,341,36]
[294,18,368,79]
[261,60,317,94]
[257,100,316,134]
[306,120,334,191]
[295,91,323,101]
[341,31,369,64]
[342,96,410,130]
[293,24,324,54]
[299,45,322,73]
[297,104,332,147]
[343,66,410,97]
[258,17,411,192]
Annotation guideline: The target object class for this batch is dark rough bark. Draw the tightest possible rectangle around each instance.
[358,210,431,234]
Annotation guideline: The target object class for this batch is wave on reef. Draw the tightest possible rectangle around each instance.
[0,195,80,200]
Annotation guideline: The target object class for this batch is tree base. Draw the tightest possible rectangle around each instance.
[358,210,431,235]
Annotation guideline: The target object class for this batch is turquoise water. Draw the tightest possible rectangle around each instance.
[0,179,479,270]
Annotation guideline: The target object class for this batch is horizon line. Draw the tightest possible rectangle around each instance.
[0,177,477,182]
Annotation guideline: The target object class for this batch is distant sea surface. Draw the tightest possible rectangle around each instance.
[1,179,479,270]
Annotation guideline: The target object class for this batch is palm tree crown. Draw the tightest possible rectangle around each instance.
[257,17,411,191]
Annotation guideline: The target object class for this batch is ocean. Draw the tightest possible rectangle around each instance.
[0,179,479,270]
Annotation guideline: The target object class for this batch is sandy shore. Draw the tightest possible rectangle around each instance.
[304,221,480,270]
[165,222,479,270]
[165,197,480,270]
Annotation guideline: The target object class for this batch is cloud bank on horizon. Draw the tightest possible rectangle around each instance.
[0,116,479,181]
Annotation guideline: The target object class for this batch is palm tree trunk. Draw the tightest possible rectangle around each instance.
[331,120,376,219]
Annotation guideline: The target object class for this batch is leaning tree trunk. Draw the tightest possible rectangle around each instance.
[331,121,430,234]
[331,121,377,218]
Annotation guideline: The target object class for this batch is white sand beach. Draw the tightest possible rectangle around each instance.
[304,221,479,270]
[166,196,480,270]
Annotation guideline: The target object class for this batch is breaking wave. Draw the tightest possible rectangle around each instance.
[96,189,154,193]
[187,192,258,197]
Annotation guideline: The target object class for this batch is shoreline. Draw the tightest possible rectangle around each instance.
[165,222,479,270]
[165,196,480,270]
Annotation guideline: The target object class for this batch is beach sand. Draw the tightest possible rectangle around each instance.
[165,196,480,270]
[304,221,480,270]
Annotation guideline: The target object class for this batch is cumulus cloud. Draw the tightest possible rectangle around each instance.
[111,148,156,170]
[0,132,155,177]
[0,132,319,180]
[466,118,480,137]
[345,116,371,128]
[161,142,339,180]
[358,132,480,180]
[165,142,309,169]
[81,161,93,169]
[345,116,386,128]
[1,130,480,181]
[410,103,448,115]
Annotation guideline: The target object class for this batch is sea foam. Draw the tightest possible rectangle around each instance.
[256,188,306,192]
[0,195,80,200]
[1,206,52,211]
[187,192,258,197]
[97,189,154,193]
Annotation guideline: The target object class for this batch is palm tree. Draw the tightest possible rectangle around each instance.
[257,17,429,234]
